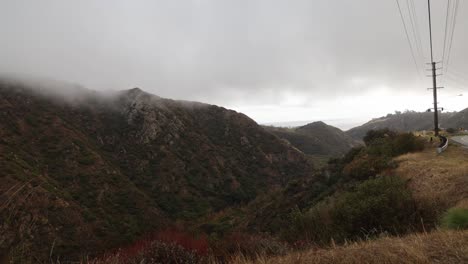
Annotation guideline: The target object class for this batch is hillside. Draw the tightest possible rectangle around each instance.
[0,81,314,262]
[446,108,468,130]
[85,129,468,263]
[264,121,360,158]
[395,142,468,212]
[217,138,468,264]
[346,111,457,140]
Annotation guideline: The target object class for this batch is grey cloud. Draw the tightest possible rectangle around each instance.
[0,0,466,112]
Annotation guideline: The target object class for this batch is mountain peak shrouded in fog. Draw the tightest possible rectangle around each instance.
[1,1,467,125]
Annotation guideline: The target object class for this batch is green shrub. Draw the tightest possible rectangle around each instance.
[343,155,390,180]
[333,175,415,238]
[441,208,468,230]
[391,133,425,156]
[285,176,416,243]
[363,129,397,146]
[364,130,424,158]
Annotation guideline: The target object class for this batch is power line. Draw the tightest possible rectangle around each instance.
[443,78,467,93]
[446,71,468,86]
[448,67,468,81]
[445,0,460,74]
[395,0,423,78]
[407,0,425,63]
[441,0,451,68]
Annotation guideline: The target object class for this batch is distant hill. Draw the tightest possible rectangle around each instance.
[445,107,468,130]
[346,111,458,140]
[264,121,361,158]
[0,81,314,261]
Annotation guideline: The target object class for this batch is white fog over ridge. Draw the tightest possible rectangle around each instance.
[1,0,467,125]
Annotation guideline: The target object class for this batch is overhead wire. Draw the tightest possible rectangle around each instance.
[407,0,425,64]
[395,0,424,80]
[441,0,452,69]
[444,0,460,74]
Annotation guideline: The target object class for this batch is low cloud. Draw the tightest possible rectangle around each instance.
[0,0,466,125]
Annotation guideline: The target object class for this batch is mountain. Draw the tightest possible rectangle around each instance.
[346,111,458,140]
[264,121,361,158]
[0,81,314,261]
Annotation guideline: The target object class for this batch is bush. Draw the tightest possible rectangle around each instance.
[130,241,204,264]
[441,208,468,230]
[153,228,209,255]
[286,176,416,243]
[333,176,416,238]
[94,229,209,264]
[364,131,424,158]
[343,155,391,180]
[363,129,397,146]
[211,232,289,259]
[391,133,425,156]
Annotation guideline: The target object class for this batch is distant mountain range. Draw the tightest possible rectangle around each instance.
[264,121,361,158]
[346,110,468,140]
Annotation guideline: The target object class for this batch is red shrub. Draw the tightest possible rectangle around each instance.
[152,228,209,255]
[95,227,209,262]
[212,232,289,257]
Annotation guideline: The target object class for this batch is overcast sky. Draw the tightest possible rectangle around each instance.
[1,0,467,129]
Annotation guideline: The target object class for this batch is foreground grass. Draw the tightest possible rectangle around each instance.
[231,230,468,264]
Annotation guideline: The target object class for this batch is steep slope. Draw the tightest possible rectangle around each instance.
[264,121,360,157]
[0,81,313,262]
[346,111,457,140]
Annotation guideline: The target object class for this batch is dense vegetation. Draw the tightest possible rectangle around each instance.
[88,129,443,263]
[2,82,464,263]
[0,83,313,262]
[279,130,427,243]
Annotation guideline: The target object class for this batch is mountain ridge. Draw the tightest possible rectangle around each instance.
[346,110,462,140]
[0,81,315,261]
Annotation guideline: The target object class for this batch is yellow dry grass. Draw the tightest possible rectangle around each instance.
[395,143,468,210]
[228,230,468,264]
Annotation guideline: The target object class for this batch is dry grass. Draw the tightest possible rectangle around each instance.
[228,230,468,264]
[395,144,468,211]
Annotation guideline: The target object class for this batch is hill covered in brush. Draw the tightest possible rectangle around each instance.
[264,122,361,159]
[346,110,458,140]
[446,107,468,130]
[0,80,314,262]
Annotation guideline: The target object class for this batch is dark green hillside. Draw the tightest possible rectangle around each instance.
[0,82,314,262]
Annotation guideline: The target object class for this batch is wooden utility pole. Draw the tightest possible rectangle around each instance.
[431,61,439,136]
[427,0,440,136]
